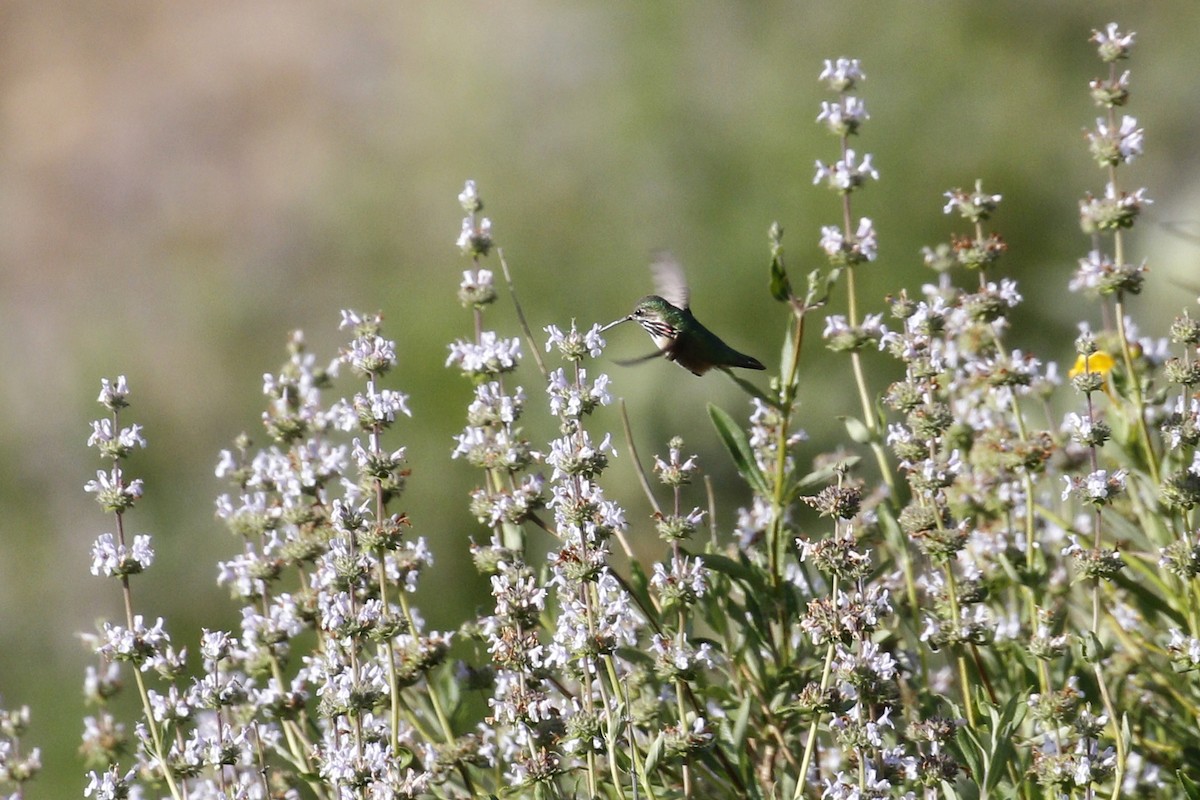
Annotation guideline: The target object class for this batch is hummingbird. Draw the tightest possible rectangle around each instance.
[601,253,765,376]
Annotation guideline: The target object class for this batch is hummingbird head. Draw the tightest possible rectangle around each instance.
[600,294,679,334]
[628,295,680,341]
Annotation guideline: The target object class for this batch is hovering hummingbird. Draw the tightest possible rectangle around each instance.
[601,254,765,376]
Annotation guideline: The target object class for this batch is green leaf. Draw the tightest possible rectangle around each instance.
[951,692,1026,797]
[954,722,985,784]
[780,321,794,366]
[644,731,665,775]
[730,694,752,750]
[768,221,790,303]
[1178,769,1200,799]
[1108,403,1134,448]
[1147,501,1174,539]
[709,403,771,496]
[625,560,656,619]
[392,746,415,771]
[606,698,627,743]
[983,693,1025,793]
[840,414,872,444]
[1078,630,1112,663]
[738,582,771,641]
[939,779,969,800]
[697,552,760,586]
[500,520,523,551]
[615,645,655,669]
[769,250,792,302]
[805,266,842,307]
[795,457,861,491]
[720,367,781,410]
[876,502,902,540]
[442,669,463,720]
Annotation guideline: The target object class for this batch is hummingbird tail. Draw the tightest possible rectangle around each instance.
[737,354,766,371]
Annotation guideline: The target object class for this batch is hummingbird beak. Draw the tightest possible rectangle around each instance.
[599,315,632,333]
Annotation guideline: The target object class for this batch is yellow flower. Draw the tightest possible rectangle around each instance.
[1068,351,1116,379]
[1069,351,1116,398]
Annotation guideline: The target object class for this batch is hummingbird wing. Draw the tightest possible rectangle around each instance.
[650,252,690,310]
[613,348,671,367]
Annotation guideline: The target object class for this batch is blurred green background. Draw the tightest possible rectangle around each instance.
[2,2,1198,793]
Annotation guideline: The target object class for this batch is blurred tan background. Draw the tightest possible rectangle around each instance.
[2,2,1199,792]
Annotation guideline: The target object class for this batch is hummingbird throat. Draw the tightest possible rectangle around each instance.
[636,318,677,343]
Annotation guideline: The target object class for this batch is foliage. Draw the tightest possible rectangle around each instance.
[3,20,1200,800]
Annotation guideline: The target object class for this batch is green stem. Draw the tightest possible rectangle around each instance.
[768,311,806,585]
[108,449,184,800]
[793,575,840,800]
[593,664,628,800]
[1114,293,1159,484]
[1096,661,1125,800]
[793,639,837,800]
[844,269,917,621]
[129,664,184,800]
[944,567,977,728]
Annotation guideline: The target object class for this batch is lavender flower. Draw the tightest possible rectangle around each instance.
[1091,23,1134,61]
[813,149,879,193]
[90,533,155,578]
[447,332,522,376]
[818,57,865,91]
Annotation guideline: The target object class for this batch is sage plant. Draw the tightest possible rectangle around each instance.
[53,21,1200,800]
